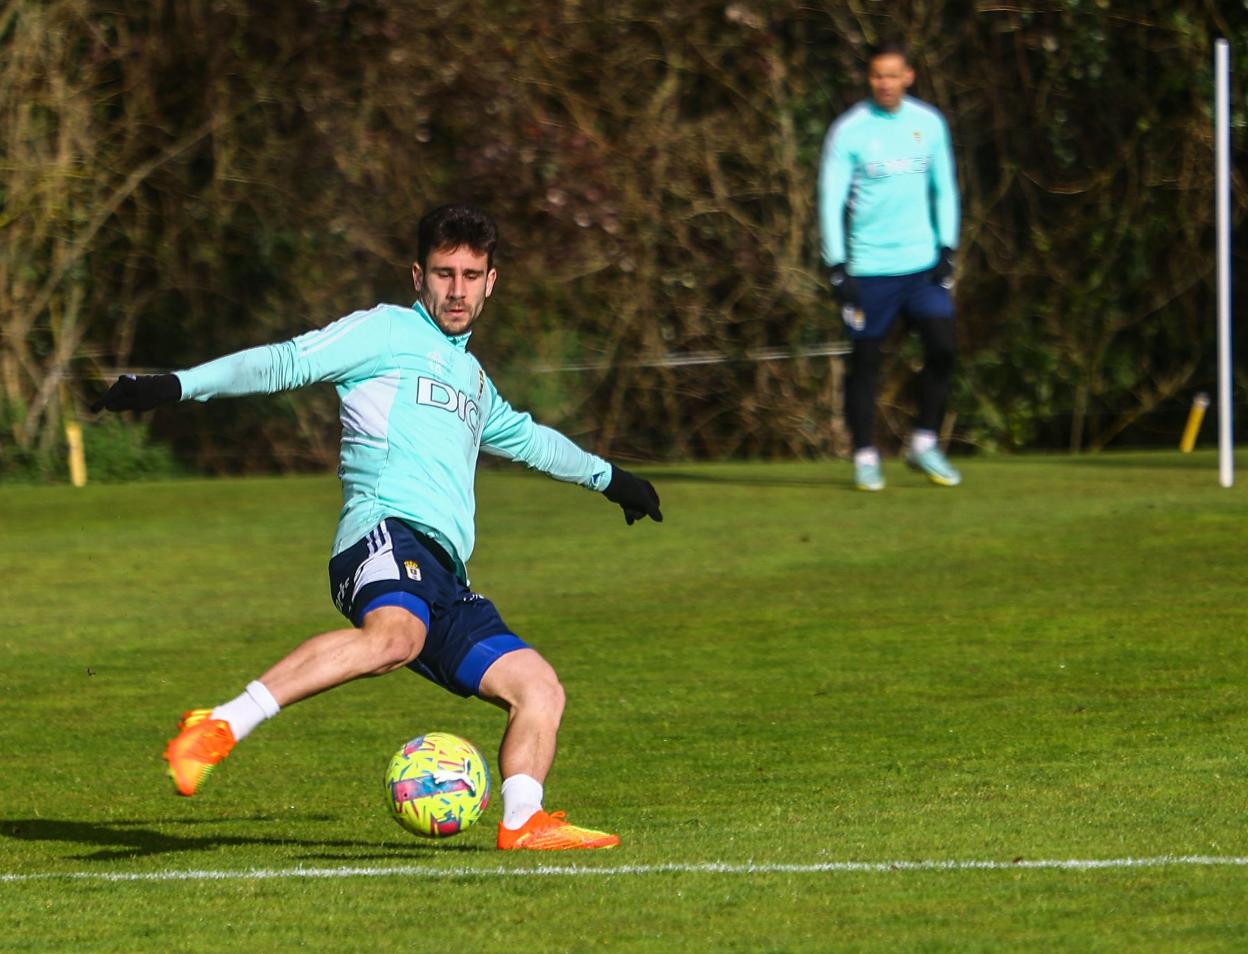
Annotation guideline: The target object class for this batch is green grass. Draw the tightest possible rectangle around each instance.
[1,451,1246,951]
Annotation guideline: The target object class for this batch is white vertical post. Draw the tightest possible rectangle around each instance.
[1215,39,1233,487]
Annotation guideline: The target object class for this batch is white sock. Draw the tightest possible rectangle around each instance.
[911,430,938,454]
[211,680,281,742]
[853,446,880,468]
[500,774,544,830]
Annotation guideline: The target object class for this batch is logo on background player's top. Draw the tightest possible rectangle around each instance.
[912,129,922,143]
[864,156,930,178]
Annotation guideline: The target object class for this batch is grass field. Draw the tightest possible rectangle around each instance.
[1,451,1246,951]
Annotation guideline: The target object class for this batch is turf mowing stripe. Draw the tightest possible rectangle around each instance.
[4,855,1248,884]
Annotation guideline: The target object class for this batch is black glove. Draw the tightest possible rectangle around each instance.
[826,264,860,306]
[90,373,182,413]
[603,465,662,526]
[931,247,956,289]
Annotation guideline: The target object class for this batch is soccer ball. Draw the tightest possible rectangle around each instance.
[385,732,490,838]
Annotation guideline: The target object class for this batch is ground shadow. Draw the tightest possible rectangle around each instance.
[653,467,960,494]
[651,469,846,490]
[2,816,399,863]
[1043,455,1234,472]
[306,844,489,860]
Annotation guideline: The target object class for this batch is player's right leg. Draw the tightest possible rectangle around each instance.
[846,337,885,491]
[164,519,445,796]
[843,276,902,491]
[163,607,427,796]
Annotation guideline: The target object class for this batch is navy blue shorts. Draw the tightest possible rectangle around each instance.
[845,268,954,341]
[328,519,529,698]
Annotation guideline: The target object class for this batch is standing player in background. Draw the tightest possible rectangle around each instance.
[92,204,662,850]
[818,40,962,491]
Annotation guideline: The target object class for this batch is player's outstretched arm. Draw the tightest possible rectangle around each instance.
[93,308,395,412]
[603,465,662,526]
[90,373,182,413]
[477,377,662,525]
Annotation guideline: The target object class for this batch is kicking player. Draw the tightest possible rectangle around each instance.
[92,203,662,850]
[818,39,962,491]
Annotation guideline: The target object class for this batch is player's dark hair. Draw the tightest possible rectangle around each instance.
[417,204,499,270]
[868,39,909,64]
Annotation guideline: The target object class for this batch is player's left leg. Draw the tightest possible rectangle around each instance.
[474,648,619,850]
[476,648,564,782]
[914,315,956,438]
[406,586,617,850]
[902,279,961,486]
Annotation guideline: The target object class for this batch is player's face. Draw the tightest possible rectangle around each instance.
[868,54,914,112]
[412,245,497,336]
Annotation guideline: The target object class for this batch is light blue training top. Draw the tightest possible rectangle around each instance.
[176,301,612,579]
[818,95,959,277]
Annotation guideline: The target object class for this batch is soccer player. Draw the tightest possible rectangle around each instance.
[818,39,962,491]
[92,204,662,850]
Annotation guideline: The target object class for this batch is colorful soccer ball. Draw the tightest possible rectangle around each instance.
[385,732,490,838]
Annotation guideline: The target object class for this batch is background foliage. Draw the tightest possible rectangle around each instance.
[2,0,1245,477]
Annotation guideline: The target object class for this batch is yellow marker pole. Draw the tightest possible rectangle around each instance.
[1179,392,1210,453]
[65,421,88,486]
[60,384,88,486]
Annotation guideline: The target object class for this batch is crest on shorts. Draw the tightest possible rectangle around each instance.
[404,560,422,581]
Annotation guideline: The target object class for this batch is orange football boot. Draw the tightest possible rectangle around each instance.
[163,709,235,797]
[497,810,620,850]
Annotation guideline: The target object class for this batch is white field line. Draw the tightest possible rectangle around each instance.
[3,855,1248,885]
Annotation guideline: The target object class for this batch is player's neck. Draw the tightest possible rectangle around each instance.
[870,98,906,116]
